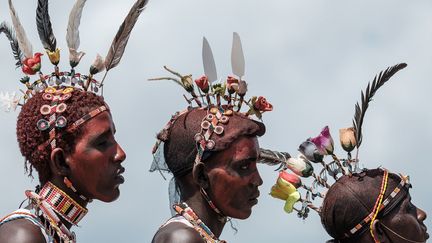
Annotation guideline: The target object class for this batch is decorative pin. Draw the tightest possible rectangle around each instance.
[201,121,211,130]
[37,119,49,131]
[40,105,52,115]
[220,116,229,124]
[55,116,67,128]
[206,140,215,150]
[214,126,224,135]
[194,133,203,142]
[56,103,67,113]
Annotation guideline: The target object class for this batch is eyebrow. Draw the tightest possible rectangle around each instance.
[233,156,258,164]
[89,128,112,143]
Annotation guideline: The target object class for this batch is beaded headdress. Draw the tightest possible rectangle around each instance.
[0,0,148,150]
[261,63,411,239]
[149,33,273,213]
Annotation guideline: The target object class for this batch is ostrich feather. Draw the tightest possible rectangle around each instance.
[8,0,33,58]
[104,0,148,72]
[36,0,57,52]
[66,0,87,51]
[0,21,24,67]
[352,63,407,148]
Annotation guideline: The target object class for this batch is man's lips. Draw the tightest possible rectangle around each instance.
[248,191,260,205]
[115,167,125,184]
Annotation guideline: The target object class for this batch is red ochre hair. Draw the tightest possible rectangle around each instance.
[16,89,106,184]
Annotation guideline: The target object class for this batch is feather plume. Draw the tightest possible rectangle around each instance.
[104,0,148,72]
[259,148,291,166]
[8,0,33,58]
[67,0,87,51]
[352,63,407,148]
[0,21,24,67]
[36,0,57,52]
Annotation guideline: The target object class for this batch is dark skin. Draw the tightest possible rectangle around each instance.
[152,136,263,243]
[338,195,428,243]
[0,111,126,243]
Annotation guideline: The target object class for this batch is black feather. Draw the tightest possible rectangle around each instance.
[259,148,291,166]
[0,21,23,68]
[36,0,57,51]
[352,63,407,148]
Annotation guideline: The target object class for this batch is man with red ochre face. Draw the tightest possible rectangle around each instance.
[321,168,428,243]
[0,90,126,243]
[151,108,265,243]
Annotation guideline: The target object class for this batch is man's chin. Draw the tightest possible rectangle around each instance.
[96,188,120,203]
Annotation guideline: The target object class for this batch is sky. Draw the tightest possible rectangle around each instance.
[0,0,431,242]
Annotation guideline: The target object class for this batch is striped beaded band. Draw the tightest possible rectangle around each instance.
[66,105,108,132]
[344,171,410,238]
[174,202,226,243]
[39,181,88,225]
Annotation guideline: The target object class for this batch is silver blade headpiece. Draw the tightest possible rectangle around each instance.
[202,37,218,83]
[231,32,245,79]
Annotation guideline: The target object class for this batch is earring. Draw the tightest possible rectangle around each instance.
[200,188,227,223]
[64,177,91,202]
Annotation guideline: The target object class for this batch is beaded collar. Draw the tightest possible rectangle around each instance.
[25,182,85,242]
[22,181,93,242]
[37,182,88,226]
[174,202,227,243]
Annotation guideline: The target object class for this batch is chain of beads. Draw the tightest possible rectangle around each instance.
[174,202,226,243]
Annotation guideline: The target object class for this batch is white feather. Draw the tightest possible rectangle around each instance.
[231,32,245,78]
[8,0,33,59]
[66,0,87,52]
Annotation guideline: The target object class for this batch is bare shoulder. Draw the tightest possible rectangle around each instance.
[0,218,46,243]
[152,222,204,243]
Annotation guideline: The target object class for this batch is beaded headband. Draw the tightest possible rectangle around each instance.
[343,169,410,240]
[0,0,148,150]
[150,33,273,171]
[261,63,409,224]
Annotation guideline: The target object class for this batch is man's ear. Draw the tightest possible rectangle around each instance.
[371,219,387,243]
[192,162,209,189]
[49,148,71,177]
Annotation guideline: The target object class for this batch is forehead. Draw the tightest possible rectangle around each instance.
[78,111,114,138]
[207,136,259,167]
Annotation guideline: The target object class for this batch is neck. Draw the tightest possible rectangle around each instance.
[42,178,89,229]
[184,191,226,238]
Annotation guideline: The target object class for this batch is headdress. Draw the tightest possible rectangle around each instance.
[261,63,412,240]
[0,1,147,242]
[149,33,273,214]
[1,0,148,150]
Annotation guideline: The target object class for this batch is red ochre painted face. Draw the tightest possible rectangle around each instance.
[205,136,263,219]
[65,111,126,202]
[381,195,428,243]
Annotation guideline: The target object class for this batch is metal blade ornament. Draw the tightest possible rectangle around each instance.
[231,32,245,79]
[202,37,218,83]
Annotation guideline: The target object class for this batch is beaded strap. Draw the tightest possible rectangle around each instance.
[174,202,226,243]
[66,105,107,132]
[345,171,409,238]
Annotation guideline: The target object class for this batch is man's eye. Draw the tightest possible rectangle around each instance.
[407,202,416,212]
[240,163,250,170]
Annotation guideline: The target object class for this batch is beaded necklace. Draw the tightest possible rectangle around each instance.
[174,202,227,243]
[24,181,89,243]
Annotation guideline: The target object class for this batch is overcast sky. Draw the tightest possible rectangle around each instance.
[0,0,431,242]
